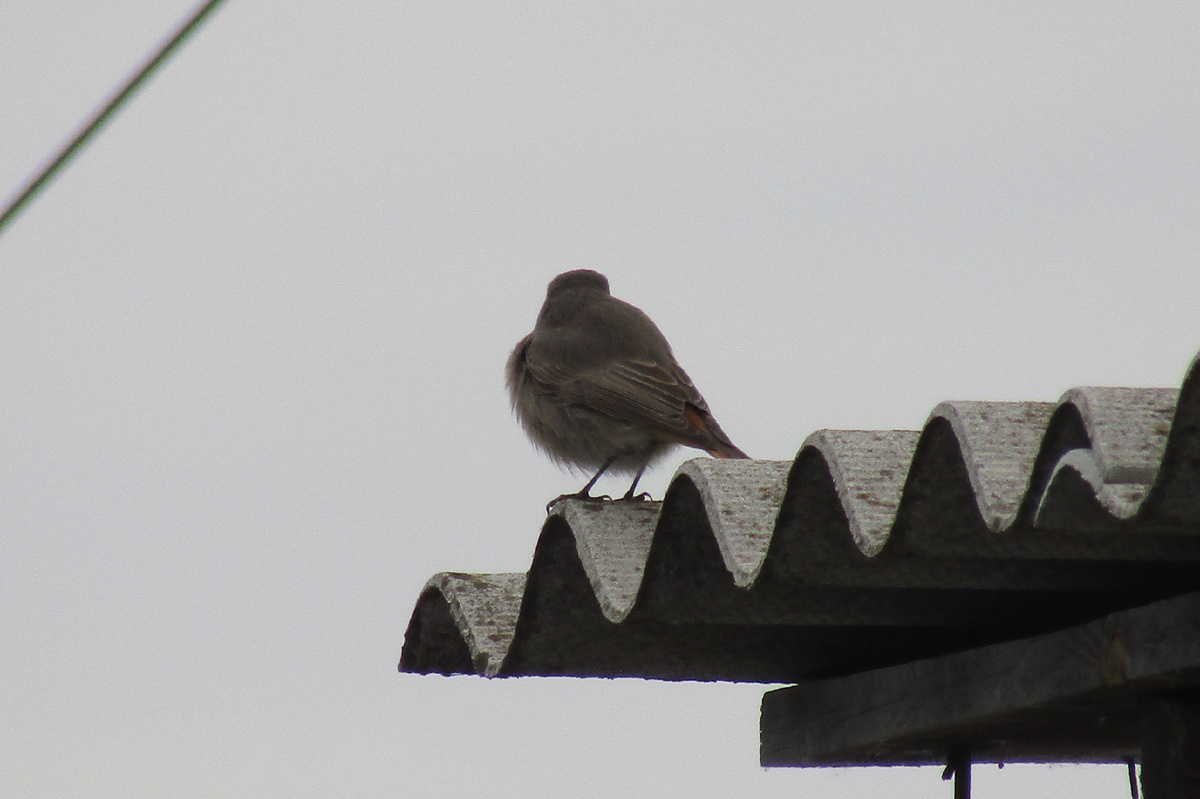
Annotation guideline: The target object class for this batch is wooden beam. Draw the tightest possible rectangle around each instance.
[761,591,1200,766]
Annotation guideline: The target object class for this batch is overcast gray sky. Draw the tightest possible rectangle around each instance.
[2,2,1198,796]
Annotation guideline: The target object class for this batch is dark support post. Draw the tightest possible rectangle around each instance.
[941,747,970,799]
[1127,757,1140,799]
[1139,694,1200,799]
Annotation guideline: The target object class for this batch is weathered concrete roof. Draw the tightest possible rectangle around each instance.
[399,351,1200,683]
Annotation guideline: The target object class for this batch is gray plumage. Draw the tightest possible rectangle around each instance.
[507,269,748,501]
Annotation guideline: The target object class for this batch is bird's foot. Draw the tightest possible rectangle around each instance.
[546,491,613,513]
[620,490,654,502]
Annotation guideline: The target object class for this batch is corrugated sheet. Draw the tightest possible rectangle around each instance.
[399,352,1200,682]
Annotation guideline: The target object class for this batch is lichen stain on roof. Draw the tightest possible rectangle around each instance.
[400,350,1200,683]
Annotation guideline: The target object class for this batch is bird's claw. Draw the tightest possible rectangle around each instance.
[620,491,654,502]
[546,492,614,513]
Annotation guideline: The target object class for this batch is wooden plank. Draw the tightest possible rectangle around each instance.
[761,591,1200,766]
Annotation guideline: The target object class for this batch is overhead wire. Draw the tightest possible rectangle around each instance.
[0,0,229,236]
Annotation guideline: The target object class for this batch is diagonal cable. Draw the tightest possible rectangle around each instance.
[0,0,229,236]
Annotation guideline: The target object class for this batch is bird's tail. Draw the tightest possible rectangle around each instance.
[708,441,750,459]
[683,405,750,459]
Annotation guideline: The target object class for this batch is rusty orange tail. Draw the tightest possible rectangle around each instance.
[683,405,750,459]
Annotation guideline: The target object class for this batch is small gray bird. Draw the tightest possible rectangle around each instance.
[507,269,749,503]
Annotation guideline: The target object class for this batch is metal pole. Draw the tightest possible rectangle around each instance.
[942,747,971,799]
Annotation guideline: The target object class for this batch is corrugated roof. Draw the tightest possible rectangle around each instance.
[400,352,1200,687]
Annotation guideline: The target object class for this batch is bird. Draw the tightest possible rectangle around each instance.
[506,269,748,505]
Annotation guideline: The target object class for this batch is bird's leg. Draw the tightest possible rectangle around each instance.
[620,464,652,501]
[546,458,616,512]
[578,458,615,497]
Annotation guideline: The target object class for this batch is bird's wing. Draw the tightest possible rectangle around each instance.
[528,354,706,438]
